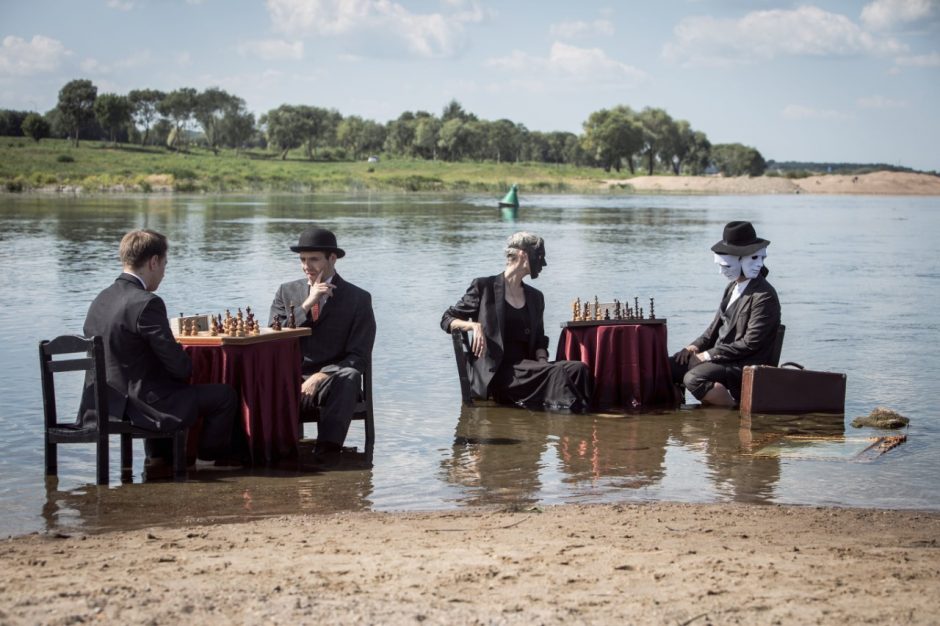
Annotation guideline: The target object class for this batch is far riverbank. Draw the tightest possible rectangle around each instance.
[2,137,938,195]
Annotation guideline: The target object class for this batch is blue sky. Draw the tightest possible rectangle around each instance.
[2,0,938,170]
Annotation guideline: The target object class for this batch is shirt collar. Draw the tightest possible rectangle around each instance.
[125,270,148,290]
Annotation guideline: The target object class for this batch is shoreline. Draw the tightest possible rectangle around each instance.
[3,170,940,197]
[3,502,939,624]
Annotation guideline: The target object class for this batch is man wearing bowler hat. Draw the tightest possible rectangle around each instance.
[269,226,375,465]
[671,221,781,407]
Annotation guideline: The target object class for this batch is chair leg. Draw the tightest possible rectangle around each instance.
[121,434,133,468]
[45,435,57,476]
[96,431,109,486]
[172,431,187,481]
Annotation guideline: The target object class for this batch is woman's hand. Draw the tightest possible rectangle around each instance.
[468,321,486,358]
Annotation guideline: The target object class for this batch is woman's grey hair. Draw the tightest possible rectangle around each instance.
[505,231,542,256]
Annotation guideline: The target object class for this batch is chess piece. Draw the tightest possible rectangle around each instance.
[287,303,296,329]
[572,298,580,322]
[640,307,644,319]
[582,302,590,321]
[634,298,639,320]
[649,297,655,319]
[604,308,610,320]
[613,300,621,321]
[237,307,243,321]
[246,305,252,319]
[593,296,600,321]
[271,317,282,331]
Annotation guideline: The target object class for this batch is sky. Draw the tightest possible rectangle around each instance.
[1,0,939,171]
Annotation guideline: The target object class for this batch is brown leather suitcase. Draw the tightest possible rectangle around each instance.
[740,362,846,417]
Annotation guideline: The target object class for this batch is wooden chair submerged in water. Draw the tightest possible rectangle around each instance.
[298,365,375,459]
[40,335,187,485]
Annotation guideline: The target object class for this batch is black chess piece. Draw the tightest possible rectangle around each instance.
[604,308,610,320]
[286,303,296,329]
[649,297,655,319]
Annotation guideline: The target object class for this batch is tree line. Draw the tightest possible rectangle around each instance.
[0,78,768,176]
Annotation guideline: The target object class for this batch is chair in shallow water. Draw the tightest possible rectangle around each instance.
[40,334,187,485]
[298,364,375,461]
[451,329,475,406]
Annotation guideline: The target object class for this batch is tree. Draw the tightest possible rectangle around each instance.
[414,116,441,160]
[637,107,678,175]
[711,143,767,176]
[684,130,712,175]
[441,99,476,123]
[157,87,197,150]
[337,116,386,160]
[57,79,97,147]
[484,119,523,163]
[0,109,30,136]
[663,120,708,175]
[581,106,644,173]
[384,112,417,157]
[261,104,305,159]
[194,87,241,154]
[21,113,50,142]
[94,93,132,144]
[128,89,165,145]
[219,105,255,154]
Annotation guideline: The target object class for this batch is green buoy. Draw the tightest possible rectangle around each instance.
[498,183,519,220]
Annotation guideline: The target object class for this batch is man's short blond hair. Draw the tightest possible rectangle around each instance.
[119,229,168,269]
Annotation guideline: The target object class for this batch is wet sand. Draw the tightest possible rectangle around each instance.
[606,171,940,195]
[3,502,939,624]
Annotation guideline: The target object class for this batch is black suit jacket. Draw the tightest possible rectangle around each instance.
[80,273,196,432]
[268,273,376,376]
[692,267,781,367]
[441,274,550,399]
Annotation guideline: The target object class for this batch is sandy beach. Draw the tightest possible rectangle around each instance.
[606,171,940,195]
[3,502,939,624]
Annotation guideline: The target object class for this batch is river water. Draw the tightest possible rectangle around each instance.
[1,192,937,537]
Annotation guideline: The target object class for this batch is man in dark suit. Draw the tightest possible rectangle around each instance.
[268,226,375,465]
[82,229,237,473]
[671,221,781,407]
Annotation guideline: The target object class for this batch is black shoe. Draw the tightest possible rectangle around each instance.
[313,441,343,468]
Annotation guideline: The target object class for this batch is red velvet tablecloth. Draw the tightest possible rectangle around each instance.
[184,340,302,463]
[556,324,674,410]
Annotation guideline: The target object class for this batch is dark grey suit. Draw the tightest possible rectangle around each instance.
[81,273,236,460]
[672,267,781,401]
[268,273,375,446]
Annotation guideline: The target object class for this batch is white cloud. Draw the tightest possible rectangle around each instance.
[0,35,70,76]
[238,39,304,60]
[782,104,847,120]
[860,0,936,30]
[106,0,136,10]
[265,0,487,58]
[487,42,646,87]
[79,50,153,75]
[663,6,906,67]
[895,51,940,65]
[550,19,615,39]
[858,95,908,108]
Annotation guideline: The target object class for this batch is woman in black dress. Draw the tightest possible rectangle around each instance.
[441,232,591,411]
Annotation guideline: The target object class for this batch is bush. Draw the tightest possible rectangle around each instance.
[56,154,75,163]
[5,179,24,192]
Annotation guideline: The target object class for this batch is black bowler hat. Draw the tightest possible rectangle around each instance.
[711,221,770,256]
[290,226,346,257]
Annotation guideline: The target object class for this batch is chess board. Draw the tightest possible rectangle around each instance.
[560,319,667,328]
[174,327,311,346]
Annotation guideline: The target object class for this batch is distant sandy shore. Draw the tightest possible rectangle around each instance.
[606,171,940,195]
[3,502,939,624]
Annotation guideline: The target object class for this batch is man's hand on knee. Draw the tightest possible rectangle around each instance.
[302,372,331,396]
[674,345,700,366]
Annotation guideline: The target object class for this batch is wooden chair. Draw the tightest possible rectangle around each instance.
[40,335,187,485]
[451,329,474,406]
[299,365,375,459]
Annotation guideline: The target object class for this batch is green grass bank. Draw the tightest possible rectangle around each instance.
[0,137,610,194]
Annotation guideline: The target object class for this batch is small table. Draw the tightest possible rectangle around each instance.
[556,322,675,410]
[181,330,308,464]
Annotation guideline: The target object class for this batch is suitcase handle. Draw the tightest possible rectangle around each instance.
[780,361,805,369]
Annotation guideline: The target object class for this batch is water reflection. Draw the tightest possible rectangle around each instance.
[2,192,940,536]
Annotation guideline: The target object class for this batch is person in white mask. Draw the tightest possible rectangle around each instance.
[671,221,781,407]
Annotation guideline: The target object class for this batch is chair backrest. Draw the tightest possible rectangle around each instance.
[39,335,108,434]
[769,324,786,367]
[451,329,474,406]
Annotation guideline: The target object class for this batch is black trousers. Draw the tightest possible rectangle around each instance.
[301,367,362,447]
[670,356,743,402]
[147,383,237,461]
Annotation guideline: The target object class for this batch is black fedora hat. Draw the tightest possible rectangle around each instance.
[711,221,770,256]
[290,227,346,257]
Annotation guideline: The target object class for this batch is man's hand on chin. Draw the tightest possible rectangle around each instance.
[302,372,330,396]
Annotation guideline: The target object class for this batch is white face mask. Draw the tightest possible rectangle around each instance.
[714,254,741,281]
[741,248,768,279]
